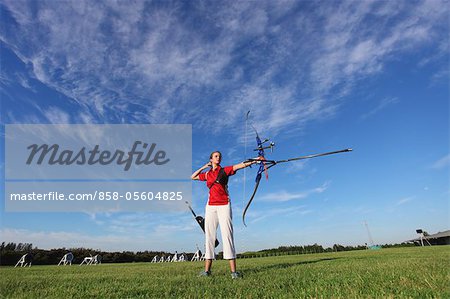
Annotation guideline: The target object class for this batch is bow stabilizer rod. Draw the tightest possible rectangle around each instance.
[270,148,352,165]
[244,148,352,168]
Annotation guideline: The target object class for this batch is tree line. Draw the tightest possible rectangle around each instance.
[237,243,364,258]
[0,242,175,266]
[1,241,416,266]
[237,242,415,258]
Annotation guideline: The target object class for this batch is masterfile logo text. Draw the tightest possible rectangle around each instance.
[5,124,192,212]
[26,141,170,171]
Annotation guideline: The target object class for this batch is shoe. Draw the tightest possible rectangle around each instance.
[199,270,211,277]
[231,271,242,279]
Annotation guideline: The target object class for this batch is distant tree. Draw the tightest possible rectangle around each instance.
[332,244,345,252]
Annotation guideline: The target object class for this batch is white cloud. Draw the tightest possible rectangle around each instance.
[396,196,414,206]
[43,106,71,124]
[259,181,330,202]
[0,212,197,252]
[1,0,447,132]
[432,154,450,170]
[285,160,308,173]
[0,227,142,251]
[247,205,312,225]
[360,97,400,119]
[385,196,415,213]
[310,0,446,100]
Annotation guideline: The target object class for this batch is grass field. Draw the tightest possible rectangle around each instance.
[1,246,449,298]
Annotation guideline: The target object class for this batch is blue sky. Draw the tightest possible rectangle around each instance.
[0,0,448,253]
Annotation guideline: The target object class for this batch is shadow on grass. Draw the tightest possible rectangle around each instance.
[242,257,340,274]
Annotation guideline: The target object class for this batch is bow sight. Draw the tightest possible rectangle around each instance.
[253,138,275,153]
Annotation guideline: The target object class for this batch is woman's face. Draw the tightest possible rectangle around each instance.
[210,152,221,164]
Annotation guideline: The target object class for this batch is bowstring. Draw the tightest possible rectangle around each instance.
[242,110,250,219]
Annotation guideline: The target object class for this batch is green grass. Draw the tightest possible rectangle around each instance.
[1,246,449,298]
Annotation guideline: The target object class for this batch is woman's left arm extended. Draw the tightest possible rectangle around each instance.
[232,159,259,172]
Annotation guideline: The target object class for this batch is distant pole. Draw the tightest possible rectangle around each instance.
[364,221,375,247]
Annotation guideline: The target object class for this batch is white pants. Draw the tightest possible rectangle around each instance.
[205,203,236,260]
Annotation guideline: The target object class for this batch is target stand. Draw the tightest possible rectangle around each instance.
[58,252,74,266]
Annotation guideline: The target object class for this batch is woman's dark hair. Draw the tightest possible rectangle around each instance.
[209,151,222,159]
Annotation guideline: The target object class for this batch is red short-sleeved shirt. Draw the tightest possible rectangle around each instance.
[199,165,236,205]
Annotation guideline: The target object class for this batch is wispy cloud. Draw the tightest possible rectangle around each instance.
[43,107,71,124]
[431,154,450,169]
[431,154,450,170]
[0,211,198,251]
[386,196,415,213]
[1,0,447,135]
[89,212,195,236]
[285,160,309,174]
[259,181,330,202]
[247,205,313,225]
[395,196,414,206]
[360,97,399,119]
[0,227,149,251]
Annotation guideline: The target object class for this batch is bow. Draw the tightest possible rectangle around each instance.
[242,125,273,226]
[241,113,352,226]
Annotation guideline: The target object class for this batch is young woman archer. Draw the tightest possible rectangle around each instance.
[191,151,257,279]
